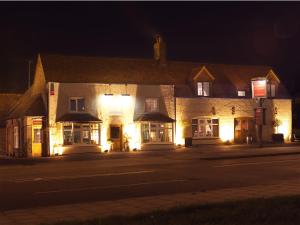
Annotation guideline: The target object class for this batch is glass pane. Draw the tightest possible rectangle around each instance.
[77,98,85,111]
[145,98,158,112]
[197,82,203,96]
[73,130,81,143]
[203,82,210,96]
[70,99,76,111]
[199,119,205,124]
[192,125,198,137]
[199,125,205,136]
[207,119,211,124]
[33,129,42,143]
[167,128,172,142]
[206,124,212,136]
[271,84,276,97]
[159,130,165,142]
[110,127,120,139]
[212,119,219,124]
[213,125,219,137]
[90,124,99,145]
[142,123,150,143]
[63,130,73,145]
[192,119,198,125]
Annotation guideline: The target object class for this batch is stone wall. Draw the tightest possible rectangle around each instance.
[176,97,292,144]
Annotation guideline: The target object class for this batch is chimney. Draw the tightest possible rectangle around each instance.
[153,34,167,66]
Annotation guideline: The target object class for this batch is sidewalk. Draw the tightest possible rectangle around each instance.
[1,179,300,225]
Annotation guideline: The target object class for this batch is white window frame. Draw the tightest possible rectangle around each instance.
[192,118,219,138]
[237,90,246,97]
[141,122,173,144]
[145,98,159,112]
[69,97,85,112]
[197,82,210,96]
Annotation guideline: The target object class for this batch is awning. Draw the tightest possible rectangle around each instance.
[56,113,102,123]
[134,112,175,123]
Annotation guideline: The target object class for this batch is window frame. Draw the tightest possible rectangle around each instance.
[192,118,219,138]
[267,83,276,98]
[69,97,86,112]
[197,82,210,96]
[141,122,173,144]
[145,98,159,113]
[237,90,246,97]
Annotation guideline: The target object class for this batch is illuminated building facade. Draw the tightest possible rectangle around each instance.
[3,53,292,157]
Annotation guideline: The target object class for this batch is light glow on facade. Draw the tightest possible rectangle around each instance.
[219,120,235,142]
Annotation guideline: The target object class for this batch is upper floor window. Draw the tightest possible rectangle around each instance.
[197,82,210,96]
[70,97,85,112]
[237,90,246,97]
[267,83,276,97]
[145,98,159,112]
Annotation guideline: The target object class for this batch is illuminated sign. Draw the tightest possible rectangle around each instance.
[251,78,267,98]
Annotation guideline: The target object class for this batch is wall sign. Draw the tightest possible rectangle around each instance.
[251,78,267,98]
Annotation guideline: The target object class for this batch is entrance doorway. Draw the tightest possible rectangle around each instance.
[110,125,122,151]
[234,117,255,143]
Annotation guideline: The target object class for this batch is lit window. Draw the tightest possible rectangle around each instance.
[33,129,42,143]
[197,82,210,96]
[238,90,246,97]
[267,83,276,97]
[13,126,19,149]
[145,98,159,112]
[69,97,85,112]
[192,118,219,138]
[141,122,172,143]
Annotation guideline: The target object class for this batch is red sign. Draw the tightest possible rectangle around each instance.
[252,79,267,98]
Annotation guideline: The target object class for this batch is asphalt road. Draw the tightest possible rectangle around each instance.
[1,145,300,211]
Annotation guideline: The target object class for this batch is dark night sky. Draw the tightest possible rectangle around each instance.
[1,2,300,95]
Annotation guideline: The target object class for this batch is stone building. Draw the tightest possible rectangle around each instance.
[4,50,291,157]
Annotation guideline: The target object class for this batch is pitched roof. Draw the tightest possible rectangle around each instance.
[0,94,22,126]
[39,54,290,98]
[56,113,102,123]
[134,112,175,122]
[7,87,46,119]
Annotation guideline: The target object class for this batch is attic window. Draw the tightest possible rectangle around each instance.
[197,82,210,96]
[237,90,246,97]
[267,83,276,97]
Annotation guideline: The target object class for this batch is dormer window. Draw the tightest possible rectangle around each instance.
[197,82,210,96]
[237,90,246,97]
[267,83,276,97]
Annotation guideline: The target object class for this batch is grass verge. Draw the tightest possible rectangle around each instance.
[43,195,300,225]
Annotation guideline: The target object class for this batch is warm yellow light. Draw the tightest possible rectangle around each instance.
[219,121,234,142]
[53,145,64,155]
[278,120,289,140]
[123,123,141,151]
[175,123,185,145]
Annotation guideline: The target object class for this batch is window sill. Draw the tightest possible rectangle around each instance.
[142,142,173,145]
[192,137,219,140]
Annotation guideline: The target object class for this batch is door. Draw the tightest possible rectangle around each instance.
[234,117,255,143]
[110,125,122,151]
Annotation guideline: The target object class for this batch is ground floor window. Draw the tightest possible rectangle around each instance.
[63,123,100,145]
[141,122,173,143]
[192,118,219,138]
[13,126,19,149]
[33,129,42,143]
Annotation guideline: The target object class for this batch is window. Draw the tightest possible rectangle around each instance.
[145,98,159,112]
[237,90,246,97]
[192,118,219,138]
[33,129,42,143]
[197,82,210,96]
[141,122,172,143]
[69,97,85,112]
[267,83,276,97]
[13,126,19,149]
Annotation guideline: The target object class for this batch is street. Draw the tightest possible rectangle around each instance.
[1,145,300,211]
